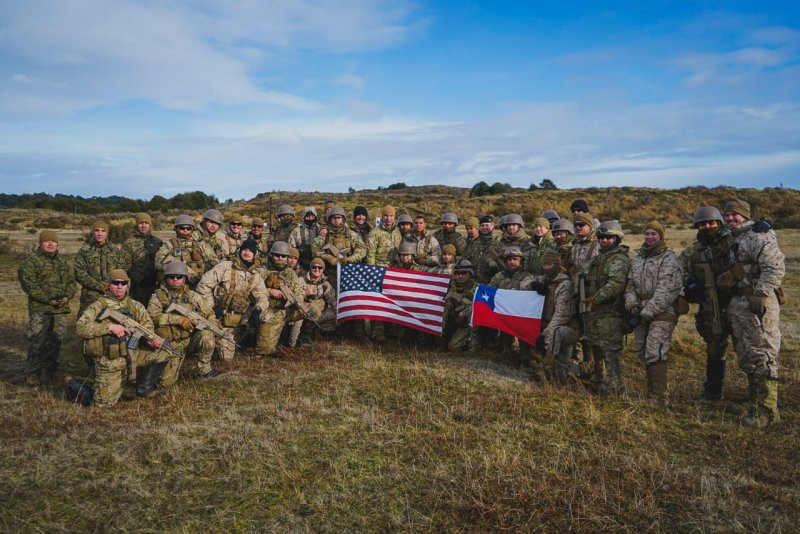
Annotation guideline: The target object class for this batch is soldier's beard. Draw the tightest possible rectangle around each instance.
[697,226,721,243]
[543,266,560,279]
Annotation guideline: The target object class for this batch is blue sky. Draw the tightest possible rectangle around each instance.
[1,0,798,199]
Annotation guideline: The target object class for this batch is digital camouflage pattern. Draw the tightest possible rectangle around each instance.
[533,271,578,381]
[289,222,321,268]
[312,224,367,283]
[246,231,271,262]
[350,221,373,250]
[402,230,441,268]
[569,232,598,284]
[442,277,477,351]
[120,229,163,305]
[272,220,298,244]
[192,224,227,263]
[468,233,499,284]
[74,239,125,316]
[220,229,246,260]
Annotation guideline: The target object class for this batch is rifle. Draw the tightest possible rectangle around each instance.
[165,302,238,352]
[267,195,273,237]
[279,281,321,329]
[97,308,175,383]
[577,273,593,373]
[698,263,722,335]
[322,243,348,262]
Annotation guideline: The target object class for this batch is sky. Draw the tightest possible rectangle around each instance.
[1,0,799,199]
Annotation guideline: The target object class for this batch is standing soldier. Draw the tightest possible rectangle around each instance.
[366,206,403,342]
[312,207,367,287]
[442,259,478,352]
[722,199,785,428]
[350,205,373,251]
[493,214,529,255]
[489,246,536,366]
[74,220,125,317]
[18,230,77,386]
[247,217,271,262]
[288,207,321,271]
[542,210,560,228]
[569,212,598,286]
[76,270,171,405]
[404,214,441,268]
[147,261,219,381]
[434,212,467,260]
[463,217,480,263]
[121,212,163,305]
[471,215,499,284]
[196,239,272,360]
[156,215,217,288]
[272,204,298,244]
[220,213,246,259]
[582,221,631,396]
[193,209,227,263]
[524,217,557,276]
[624,221,683,404]
[397,214,414,239]
[551,218,574,270]
[679,206,735,401]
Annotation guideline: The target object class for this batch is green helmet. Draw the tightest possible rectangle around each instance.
[202,209,224,224]
[692,206,723,228]
[269,241,292,256]
[174,214,195,228]
[440,212,458,224]
[596,220,624,240]
[503,246,524,259]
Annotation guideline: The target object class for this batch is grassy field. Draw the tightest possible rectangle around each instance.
[0,227,798,531]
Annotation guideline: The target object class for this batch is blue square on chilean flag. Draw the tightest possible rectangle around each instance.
[471,284,544,345]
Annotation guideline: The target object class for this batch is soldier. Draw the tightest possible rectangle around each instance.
[531,250,578,384]
[18,230,77,386]
[311,207,367,286]
[155,215,218,288]
[442,259,478,351]
[434,212,467,260]
[247,217,271,261]
[391,241,430,345]
[542,210,560,227]
[147,261,219,382]
[524,217,557,276]
[722,199,785,428]
[193,209,226,263]
[397,214,414,238]
[350,205,373,250]
[74,220,125,316]
[582,221,631,396]
[471,214,500,284]
[404,214,441,268]
[253,241,305,356]
[196,239,273,360]
[76,269,170,406]
[366,206,403,341]
[288,247,306,278]
[551,218,574,270]
[121,212,163,305]
[393,241,426,271]
[220,213,246,259]
[569,212,598,286]
[679,206,735,401]
[272,204,298,244]
[288,206,321,270]
[463,216,480,262]
[489,246,536,365]
[294,257,337,348]
[430,244,457,275]
[571,199,589,215]
[624,221,683,404]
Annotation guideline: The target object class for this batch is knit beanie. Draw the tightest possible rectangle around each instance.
[645,220,665,240]
[723,199,751,219]
[39,230,59,243]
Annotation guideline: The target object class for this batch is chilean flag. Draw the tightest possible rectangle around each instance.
[470,284,545,345]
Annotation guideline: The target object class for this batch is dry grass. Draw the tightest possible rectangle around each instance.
[0,228,798,531]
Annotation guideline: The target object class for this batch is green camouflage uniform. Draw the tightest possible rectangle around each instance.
[246,231,271,263]
[585,244,631,395]
[74,239,125,316]
[350,221,374,252]
[192,225,226,264]
[155,236,219,288]
[403,230,441,268]
[254,258,304,355]
[76,294,170,406]
[120,229,163,305]
[488,231,530,279]
[289,221,321,269]
[272,220,298,244]
[524,232,557,276]
[147,284,216,381]
[569,232,598,286]
[433,228,467,260]
[469,233,500,284]
[533,271,578,382]
[18,248,77,380]
[312,224,367,286]
[442,277,477,351]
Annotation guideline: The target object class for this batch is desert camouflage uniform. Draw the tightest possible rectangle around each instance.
[585,244,631,394]
[272,220,298,245]
[403,230,441,267]
[291,271,337,345]
[120,229,163,305]
[76,294,170,406]
[442,277,477,351]
[192,225,226,264]
[312,225,367,285]
[524,233,557,276]
[18,248,77,380]
[196,258,272,360]
[254,258,304,355]
[246,231,271,262]
[147,284,216,381]
[433,228,467,259]
[429,258,456,276]
[289,220,321,270]
[74,239,125,316]
[366,222,402,267]
[555,241,573,271]
[679,229,735,399]
[533,271,578,382]
[220,229,246,260]
[155,236,218,288]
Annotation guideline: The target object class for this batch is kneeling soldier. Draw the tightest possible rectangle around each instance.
[254,241,305,356]
[148,261,219,382]
[442,259,478,351]
[76,270,171,406]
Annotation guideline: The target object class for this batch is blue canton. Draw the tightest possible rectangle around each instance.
[340,264,386,293]
[475,284,497,310]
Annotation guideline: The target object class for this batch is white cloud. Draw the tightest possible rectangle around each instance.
[336,74,365,89]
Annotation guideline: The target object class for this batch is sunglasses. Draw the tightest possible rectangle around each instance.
[176,225,193,231]
[310,266,324,270]
[166,275,185,280]
[230,222,243,227]
[110,280,128,286]
[574,222,587,228]
[272,254,288,259]
[597,235,616,240]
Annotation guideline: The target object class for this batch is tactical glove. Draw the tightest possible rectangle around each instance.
[626,314,642,330]
[752,219,772,233]
[629,304,643,316]
[530,281,547,295]
[177,317,195,332]
[748,294,767,315]
[684,277,705,303]
[640,312,653,325]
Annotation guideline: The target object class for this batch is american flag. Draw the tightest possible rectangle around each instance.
[337,264,450,335]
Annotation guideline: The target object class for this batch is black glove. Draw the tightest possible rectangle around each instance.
[534,335,546,353]
[530,281,547,295]
[752,219,772,233]
[626,314,642,331]
[684,277,705,303]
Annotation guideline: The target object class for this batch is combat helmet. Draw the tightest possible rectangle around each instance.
[174,214,196,228]
[327,206,346,221]
[501,214,525,228]
[201,209,224,225]
[551,218,575,235]
[503,246,525,258]
[453,259,474,273]
[596,220,624,240]
[164,261,189,277]
[397,214,413,225]
[276,204,295,217]
[398,241,417,255]
[440,212,458,225]
[269,241,292,256]
[692,206,724,228]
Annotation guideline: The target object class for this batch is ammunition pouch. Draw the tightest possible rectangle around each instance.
[221,313,242,328]
[191,248,203,263]
[83,337,105,359]
[155,325,191,341]
[715,262,744,290]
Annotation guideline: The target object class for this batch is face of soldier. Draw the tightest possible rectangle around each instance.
[505,255,522,271]
[399,253,414,265]
[442,253,455,264]
[136,221,151,235]
[271,252,288,266]
[229,222,243,236]
[288,256,299,268]
[441,222,456,233]
[304,214,317,227]
[479,222,494,235]
[108,279,129,299]
[723,211,746,229]
[695,220,721,238]
[329,215,345,229]
[542,262,560,278]
[398,222,412,235]
[239,248,255,263]
[466,226,478,239]
[166,274,186,290]
[597,234,617,251]
[574,221,591,237]
[644,229,661,246]
[354,214,367,226]
[40,240,58,254]
[453,271,470,282]
[382,213,396,228]
[175,224,194,238]
[319,227,329,237]
[203,219,220,234]
[503,223,520,236]
[533,225,548,238]
[93,228,109,244]
[309,264,324,280]
[553,231,571,245]
[414,219,426,234]
[278,214,294,225]
[251,225,263,237]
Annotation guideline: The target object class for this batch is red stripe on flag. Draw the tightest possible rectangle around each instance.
[471,300,541,345]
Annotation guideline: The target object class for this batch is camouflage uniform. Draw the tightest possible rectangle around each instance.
[272,219,298,245]
[74,239,125,316]
[366,222,402,267]
[220,229,246,260]
[18,247,77,381]
[524,233,557,276]
[155,236,218,288]
[196,258,272,360]
[433,228,467,259]
[293,270,337,345]
[489,230,530,276]
[533,271,578,382]
[585,244,631,394]
[120,229,163,305]
[312,224,367,285]
[147,284,216,381]
[470,232,500,284]
[289,217,321,270]
[442,277,477,351]
[624,241,683,401]
[247,231,271,263]
[76,294,170,406]
[254,258,304,355]
[403,230,441,268]
[192,225,226,264]
[569,232,598,285]
[489,264,535,359]
[350,221,373,252]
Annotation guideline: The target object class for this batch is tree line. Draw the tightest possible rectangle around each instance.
[0,191,220,215]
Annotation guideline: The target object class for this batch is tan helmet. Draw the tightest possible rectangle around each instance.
[269,241,292,256]
[276,204,295,217]
[551,218,574,235]
[327,206,346,221]
[440,212,458,225]
[174,214,195,228]
[596,220,624,239]
[164,261,189,277]
[397,214,413,225]
[692,206,724,227]
[454,259,474,273]
[227,212,244,224]
[202,209,224,224]
[501,214,524,228]
[398,241,417,255]
[503,246,524,259]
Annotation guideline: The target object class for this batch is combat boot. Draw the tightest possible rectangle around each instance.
[65,378,94,406]
[726,374,759,415]
[136,361,167,398]
[646,360,668,405]
[742,378,780,429]
[697,359,725,401]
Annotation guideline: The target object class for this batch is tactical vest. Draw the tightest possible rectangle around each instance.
[586,247,629,315]
[152,288,193,341]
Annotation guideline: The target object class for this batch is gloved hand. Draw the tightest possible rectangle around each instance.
[326,255,338,266]
[338,256,349,265]
[684,277,705,303]
[640,312,653,325]
[530,281,547,295]
[752,219,773,233]
[177,317,195,332]
[749,294,767,315]
[534,334,546,353]
[629,304,643,316]
[626,314,642,330]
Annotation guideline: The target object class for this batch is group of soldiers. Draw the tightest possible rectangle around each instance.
[17,198,786,428]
